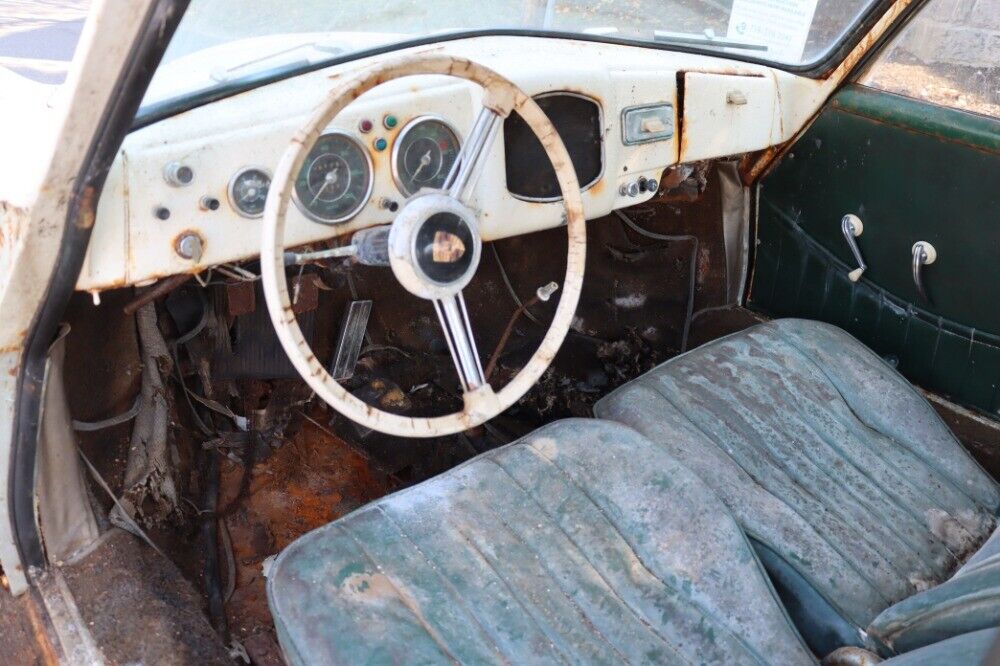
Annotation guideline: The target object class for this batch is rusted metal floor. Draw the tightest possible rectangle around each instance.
[219,408,398,665]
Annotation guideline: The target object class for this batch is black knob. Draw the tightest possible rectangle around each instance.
[639,176,659,193]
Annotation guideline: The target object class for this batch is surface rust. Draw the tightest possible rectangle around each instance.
[738,0,915,186]
[0,582,58,665]
[220,406,397,665]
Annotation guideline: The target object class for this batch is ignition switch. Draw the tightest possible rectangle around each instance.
[175,232,204,262]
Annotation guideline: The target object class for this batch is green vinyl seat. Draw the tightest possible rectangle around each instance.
[267,419,816,665]
[596,318,1000,656]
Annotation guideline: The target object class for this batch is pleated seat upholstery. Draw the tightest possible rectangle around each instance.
[596,319,1000,654]
[267,419,814,665]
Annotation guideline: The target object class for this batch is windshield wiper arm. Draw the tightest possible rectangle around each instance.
[653,29,768,52]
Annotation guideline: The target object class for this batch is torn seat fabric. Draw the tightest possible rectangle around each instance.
[267,419,814,665]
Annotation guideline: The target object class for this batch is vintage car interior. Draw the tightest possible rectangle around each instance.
[10,0,1000,663]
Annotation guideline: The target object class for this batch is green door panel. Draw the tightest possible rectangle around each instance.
[750,84,1000,417]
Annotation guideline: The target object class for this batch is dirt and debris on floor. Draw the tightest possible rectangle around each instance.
[60,528,230,665]
[219,406,398,665]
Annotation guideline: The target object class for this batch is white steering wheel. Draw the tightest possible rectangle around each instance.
[261,54,586,438]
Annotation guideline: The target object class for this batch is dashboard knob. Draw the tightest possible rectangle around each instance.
[163,162,194,187]
[175,232,204,262]
[619,181,640,197]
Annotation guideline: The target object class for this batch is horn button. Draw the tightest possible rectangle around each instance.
[388,193,482,300]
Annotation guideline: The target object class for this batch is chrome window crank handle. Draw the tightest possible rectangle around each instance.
[911,241,937,304]
[841,214,867,282]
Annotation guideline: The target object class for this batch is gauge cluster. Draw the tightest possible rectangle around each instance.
[220,116,464,226]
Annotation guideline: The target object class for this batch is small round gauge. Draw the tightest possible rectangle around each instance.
[392,116,462,197]
[294,131,373,224]
[228,167,271,218]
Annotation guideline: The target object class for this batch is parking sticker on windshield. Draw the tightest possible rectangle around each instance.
[726,0,819,63]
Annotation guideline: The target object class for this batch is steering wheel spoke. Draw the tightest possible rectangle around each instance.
[444,106,502,204]
[433,292,485,392]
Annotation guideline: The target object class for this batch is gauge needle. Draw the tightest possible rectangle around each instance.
[311,166,339,205]
[411,151,433,182]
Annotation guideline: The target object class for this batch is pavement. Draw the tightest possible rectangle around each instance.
[0,0,89,83]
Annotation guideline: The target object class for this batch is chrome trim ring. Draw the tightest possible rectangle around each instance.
[292,129,374,225]
[227,166,272,219]
[391,115,463,197]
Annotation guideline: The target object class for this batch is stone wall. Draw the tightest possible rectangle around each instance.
[900,0,1000,68]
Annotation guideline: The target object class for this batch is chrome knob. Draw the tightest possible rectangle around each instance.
[163,162,194,187]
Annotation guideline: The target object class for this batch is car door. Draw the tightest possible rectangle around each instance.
[749,0,1000,418]
[0,0,182,595]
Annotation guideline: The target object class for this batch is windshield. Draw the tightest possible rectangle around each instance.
[141,0,880,113]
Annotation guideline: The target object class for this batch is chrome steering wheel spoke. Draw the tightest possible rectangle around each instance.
[433,291,485,392]
[444,106,502,204]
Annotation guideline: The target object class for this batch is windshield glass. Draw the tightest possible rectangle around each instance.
[141,0,879,113]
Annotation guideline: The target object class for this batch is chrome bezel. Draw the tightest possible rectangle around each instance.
[508,91,605,204]
[620,102,676,146]
[227,166,272,219]
[391,115,463,198]
[292,130,374,225]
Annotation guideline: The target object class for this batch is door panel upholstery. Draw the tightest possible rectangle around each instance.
[750,84,1000,416]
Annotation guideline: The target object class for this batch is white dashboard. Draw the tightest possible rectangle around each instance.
[77,35,831,292]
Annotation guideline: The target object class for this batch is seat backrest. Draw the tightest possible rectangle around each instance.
[869,525,1000,654]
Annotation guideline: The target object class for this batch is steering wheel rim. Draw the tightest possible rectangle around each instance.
[261,54,586,438]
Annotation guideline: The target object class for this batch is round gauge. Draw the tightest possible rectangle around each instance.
[228,167,271,218]
[392,117,462,197]
[294,131,373,224]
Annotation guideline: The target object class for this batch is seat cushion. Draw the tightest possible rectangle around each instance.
[595,319,1000,655]
[881,627,999,665]
[869,525,1000,654]
[267,419,814,665]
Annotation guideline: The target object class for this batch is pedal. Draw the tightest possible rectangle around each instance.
[330,300,372,381]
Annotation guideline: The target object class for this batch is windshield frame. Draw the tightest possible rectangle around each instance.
[132,0,907,131]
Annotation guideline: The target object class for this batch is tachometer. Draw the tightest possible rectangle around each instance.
[392,117,461,197]
[294,131,372,224]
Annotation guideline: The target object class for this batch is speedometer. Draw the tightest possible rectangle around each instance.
[392,117,461,197]
[294,131,372,224]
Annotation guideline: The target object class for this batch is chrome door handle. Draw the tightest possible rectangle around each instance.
[911,241,937,304]
[841,214,867,282]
